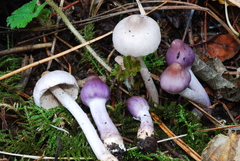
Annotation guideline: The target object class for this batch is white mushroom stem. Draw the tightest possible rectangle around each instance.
[49,85,118,161]
[188,70,211,106]
[137,57,159,105]
[135,0,159,105]
[88,98,126,152]
[179,88,209,106]
[136,110,154,139]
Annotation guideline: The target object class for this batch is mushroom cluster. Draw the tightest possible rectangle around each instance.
[160,39,212,115]
[33,71,118,161]
[80,75,126,160]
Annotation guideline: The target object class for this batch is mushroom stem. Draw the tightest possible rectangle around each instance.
[49,86,118,161]
[179,87,209,106]
[126,96,157,153]
[137,111,154,140]
[88,98,126,154]
[188,70,211,106]
[137,57,159,105]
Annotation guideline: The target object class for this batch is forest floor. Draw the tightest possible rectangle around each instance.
[0,0,240,160]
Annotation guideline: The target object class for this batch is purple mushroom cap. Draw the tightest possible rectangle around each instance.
[80,75,110,106]
[166,39,195,69]
[126,96,150,119]
[160,62,191,94]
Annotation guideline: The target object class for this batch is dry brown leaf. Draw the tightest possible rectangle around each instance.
[201,132,240,160]
[206,34,240,62]
[217,0,240,7]
[192,53,240,102]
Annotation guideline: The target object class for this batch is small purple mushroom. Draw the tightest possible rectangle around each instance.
[80,75,126,159]
[126,96,157,154]
[165,39,211,107]
[160,62,208,107]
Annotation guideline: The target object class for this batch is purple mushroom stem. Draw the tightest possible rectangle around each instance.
[80,76,126,159]
[126,96,157,154]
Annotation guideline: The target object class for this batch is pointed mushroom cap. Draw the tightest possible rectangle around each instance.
[160,62,191,94]
[166,39,195,68]
[112,14,161,57]
[33,70,79,109]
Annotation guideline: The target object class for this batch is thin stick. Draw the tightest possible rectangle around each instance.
[127,134,187,151]
[145,0,171,15]
[136,0,146,15]
[188,100,224,127]
[0,43,52,56]
[151,112,202,161]
[45,0,112,72]
[0,31,113,81]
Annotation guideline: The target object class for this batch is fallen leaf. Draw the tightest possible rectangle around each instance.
[216,0,240,7]
[201,132,240,161]
[228,0,240,7]
[206,34,240,62]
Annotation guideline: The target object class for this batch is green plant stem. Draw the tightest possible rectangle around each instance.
[45,0,112,72]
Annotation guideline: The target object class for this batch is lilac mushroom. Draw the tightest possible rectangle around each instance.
[160,62,209,108]
[126,96,157,154]
[80,75,126,159]
[165,39,211,107]
[112,14,161,105]
[33,71,118,161]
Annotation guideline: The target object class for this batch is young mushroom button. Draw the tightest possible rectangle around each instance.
[33,71,118,161]
[112,14,161,105]
[80,75,126,160]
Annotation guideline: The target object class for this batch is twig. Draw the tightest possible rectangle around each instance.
[0,151,91,160]
[0,43,52,56]
[45,0,112,72]
[221,101,237,125]
[150,112,202,161]
[188,100,224,127]
[0,31,113,81]
[46,0,64,70]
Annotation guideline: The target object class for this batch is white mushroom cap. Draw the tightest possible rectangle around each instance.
[33,70,79,109]
[112,14,161,57]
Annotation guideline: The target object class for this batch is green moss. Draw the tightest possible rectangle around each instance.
[0,103,95,159]
[153,102,210,155]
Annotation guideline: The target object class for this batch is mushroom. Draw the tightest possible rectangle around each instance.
[33,70,118,161]
[160,62,208,107]
[80,75,126,159]
[112,13,161,105]
[165,39,211,106]
[126,96,157,154]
